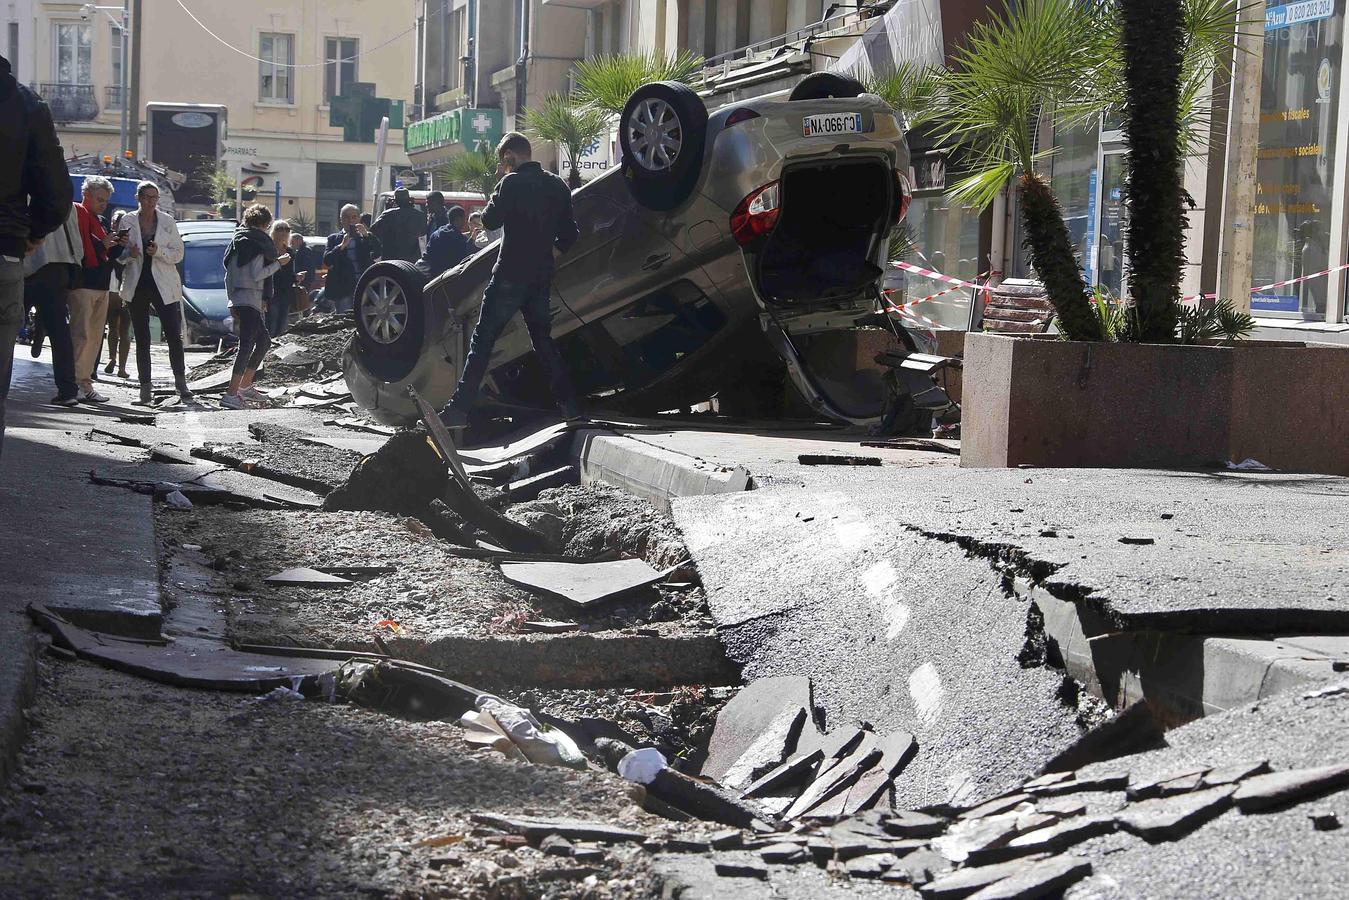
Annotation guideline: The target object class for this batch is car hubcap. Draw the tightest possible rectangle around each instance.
[628,98,683,172]
[360,276,409,345]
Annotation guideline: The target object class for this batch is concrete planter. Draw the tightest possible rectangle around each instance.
[961,332,1349,475]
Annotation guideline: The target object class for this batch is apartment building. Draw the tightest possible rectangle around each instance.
[20,0,415,232]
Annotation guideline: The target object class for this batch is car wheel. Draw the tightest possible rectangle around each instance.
[619,81,708,212]
[788,72,866,101]
[353,260,427,380]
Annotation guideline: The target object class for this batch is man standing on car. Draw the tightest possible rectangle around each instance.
[439,133,580,429]
[1,56,72,458]
[323,203,381,314]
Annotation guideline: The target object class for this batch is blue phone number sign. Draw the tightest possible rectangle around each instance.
[1266,0,1335,30]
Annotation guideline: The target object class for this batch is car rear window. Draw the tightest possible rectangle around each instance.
[182,242,228,290]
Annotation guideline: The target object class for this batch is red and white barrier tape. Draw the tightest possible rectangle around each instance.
[1183,263,1349,301]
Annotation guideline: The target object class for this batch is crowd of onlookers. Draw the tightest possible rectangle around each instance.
[2,54,501,452]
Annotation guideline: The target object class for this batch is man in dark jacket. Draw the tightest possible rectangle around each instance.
[1,56,73,459]
[322,203,381,314]
[370,187,424,263]
[422,205,474,279]
[425,191,449,239]
[439,133,579,428]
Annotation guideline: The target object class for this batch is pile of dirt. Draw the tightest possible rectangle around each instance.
[187,323,354,388]
[323,430,448,517]
[507,484,692,571]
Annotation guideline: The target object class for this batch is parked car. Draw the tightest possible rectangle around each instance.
[176,220,236,345]
[346,74,923,427]
[375,189,489,220]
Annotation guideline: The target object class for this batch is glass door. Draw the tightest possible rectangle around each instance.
[1093,147,1129,297]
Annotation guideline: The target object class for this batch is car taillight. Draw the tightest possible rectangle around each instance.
[731,181,781,246]
[893,170,912,223]
[725,108,760,127]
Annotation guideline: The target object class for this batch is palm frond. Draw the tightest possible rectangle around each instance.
[863,60,945,128]
[437,148,501,202]
[573,51,704,114]
[524,93,611,160]
[1176,299,1255,344]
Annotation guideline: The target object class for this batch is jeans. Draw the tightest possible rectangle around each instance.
[105,294,131,373]
[24,264,77,400]
[0,258,24,461]
[68,288,109,392]
[265,288,290,337]
[448,278,578,413]
[129,288,186,388]
[232,306,270,378]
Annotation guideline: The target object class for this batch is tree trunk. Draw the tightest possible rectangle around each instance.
[1121,0,1185,342]
[567,159,583,191]
[1018,172,1105,342]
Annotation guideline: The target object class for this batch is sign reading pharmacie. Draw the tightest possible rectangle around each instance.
[405,107,504,157]
[1266,0,1335,30]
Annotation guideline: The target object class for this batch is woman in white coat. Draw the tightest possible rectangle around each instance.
[118,181,191,404]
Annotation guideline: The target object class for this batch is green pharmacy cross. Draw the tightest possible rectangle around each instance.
[329,83,405,143]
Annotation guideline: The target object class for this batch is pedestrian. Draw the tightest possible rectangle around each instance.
[468,209,500,248]
[371,187,424,262]
[289,231,316,315]
[68,175,126,402]
[322,203,381,314]
[120,180,192,405]
[22,206,82,408]
[265,219,295,337]
[438,133,581,429]
[221,203,285,410]
[1,53,72,459]
[425,190,448,238]
[103,210,132,379]
[422,205,474,279]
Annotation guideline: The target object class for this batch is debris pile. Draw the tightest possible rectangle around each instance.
[184,314,357,410]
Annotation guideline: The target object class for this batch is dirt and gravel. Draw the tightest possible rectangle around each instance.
[187,325,354,388]
[508,484,694,571]
[0,651,682,899]
[206,423,364,493]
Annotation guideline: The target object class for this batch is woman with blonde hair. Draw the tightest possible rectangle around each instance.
[119,180,191,404]
[266,219,296,337]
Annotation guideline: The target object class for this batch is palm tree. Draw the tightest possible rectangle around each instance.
[437,147,501,202]
[935,0,1105,341]
[523,93,611,189]
[572,50,704,115]
[863,60,942,131]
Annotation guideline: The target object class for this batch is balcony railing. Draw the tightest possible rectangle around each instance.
[105,85,123,111]
[36,83,99,122]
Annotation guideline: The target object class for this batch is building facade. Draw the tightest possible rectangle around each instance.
[21,0,414,233]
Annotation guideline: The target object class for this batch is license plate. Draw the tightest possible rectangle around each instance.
[802,112,863,137]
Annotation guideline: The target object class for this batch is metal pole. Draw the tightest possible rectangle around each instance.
[119,3,129,156]
[1216,4,1266,311]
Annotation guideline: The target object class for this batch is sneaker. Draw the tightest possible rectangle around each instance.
[104,362,116,375]
[50,395,79,407]
[117,369,130,380]
[240,386,267,403]
[438,406,469,430]
[137,384,153,406]
[79,389,110,404]
[220,393,247,410]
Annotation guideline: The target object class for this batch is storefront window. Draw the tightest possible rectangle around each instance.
[1047,124,1101,289]
[1255,1,1344,319]
[891,152,983,329]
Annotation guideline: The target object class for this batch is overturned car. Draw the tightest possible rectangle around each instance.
[345,74,939,427]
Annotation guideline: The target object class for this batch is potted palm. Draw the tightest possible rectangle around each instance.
[437,147,502,203]
[956,0,1349,475]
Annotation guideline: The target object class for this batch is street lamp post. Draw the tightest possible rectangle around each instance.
[82,2,131,156]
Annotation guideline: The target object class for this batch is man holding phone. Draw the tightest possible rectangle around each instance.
[322,203,381,314]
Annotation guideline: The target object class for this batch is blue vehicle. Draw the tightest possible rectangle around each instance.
[69,173,177,220]
[176,220,234,345]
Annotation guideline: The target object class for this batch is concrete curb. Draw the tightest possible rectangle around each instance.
[573,430,751,512]
[0,621,39,787]
[1032,586,1349,724]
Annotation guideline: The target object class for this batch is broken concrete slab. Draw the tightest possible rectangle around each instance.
[263,567,354,588]
[701,676,815,783]
[920,857,1043,900]
[647,767,768,829]
[1126,766,1210,801]
[29,604,337,693]
[467,813,646,845]
[499,558,664,608]
[845,853,895,878]
[883,810,948,839]
[980,814,1116,863]
[720,706,808,793]
[1233,764,1349,813]
[1115,785,1237,841]
[713,861,768,879]
[794,725,867,762]
[963,854,1091,900]
[959,794,1032,821]
[892,848,953,886]
[1201,759,1271,789]
[1026,772,1129,797]
[843,730,919,816]
[740,750,824,800]
[759,842,809,864]
[787,733,881,819]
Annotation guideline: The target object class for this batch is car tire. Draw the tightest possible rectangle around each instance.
[788,72,866,101]
[619,81,708,212]
[353,260,427,381]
